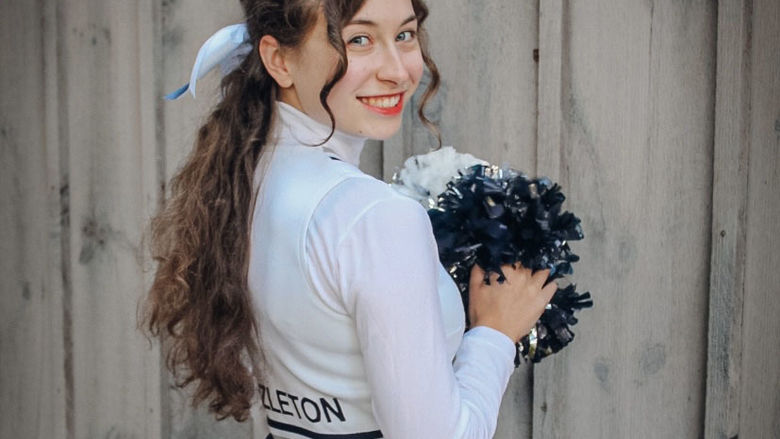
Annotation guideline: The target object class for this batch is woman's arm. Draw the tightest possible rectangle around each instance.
[334,194,516,438]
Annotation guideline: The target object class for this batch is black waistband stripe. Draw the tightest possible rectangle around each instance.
[267,418,383,439]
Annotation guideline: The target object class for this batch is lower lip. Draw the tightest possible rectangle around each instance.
[358,93,404,116]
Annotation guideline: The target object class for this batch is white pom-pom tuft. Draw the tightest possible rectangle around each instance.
[391,146,488,207]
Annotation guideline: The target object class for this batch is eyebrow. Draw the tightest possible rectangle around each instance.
[347,14,417,27]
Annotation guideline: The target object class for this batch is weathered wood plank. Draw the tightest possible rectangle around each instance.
[495,364,534,439]
[532,2,566,438]
[359,139,383,179]
[56,0,162,436]
[138,1,166,438]
[704,1,752,438]
[536,0,565,184]
[535,1,716,437]
[737,0,780,436]
[0,0,68,437]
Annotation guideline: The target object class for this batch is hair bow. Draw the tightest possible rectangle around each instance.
[165,23,252,100]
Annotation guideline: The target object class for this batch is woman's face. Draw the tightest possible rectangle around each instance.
[280,0,424,140]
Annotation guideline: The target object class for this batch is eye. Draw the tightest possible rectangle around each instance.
[348,35,370,47]
[396,30,416,42]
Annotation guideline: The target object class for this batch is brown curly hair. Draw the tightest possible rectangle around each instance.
[141,0,440,423]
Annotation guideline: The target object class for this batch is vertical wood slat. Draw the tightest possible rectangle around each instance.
[534,1,716,437]
[704,1,752,438]
[55,0,161,437]
[53,1,76,436]
[536,0,565,184]
[138,1,166,438]
[707,0,780,438]
[738,0,780,435]
[0,0,67,437]
[45,0,71,435]
[533,2,565,438]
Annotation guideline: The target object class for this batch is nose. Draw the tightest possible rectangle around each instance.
[376,45,411,85]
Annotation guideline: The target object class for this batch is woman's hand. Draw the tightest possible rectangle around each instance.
[468,263,557,343]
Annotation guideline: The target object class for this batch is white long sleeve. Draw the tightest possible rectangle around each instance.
[306,177,516,439]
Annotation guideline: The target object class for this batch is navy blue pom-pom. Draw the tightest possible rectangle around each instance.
[428,165,593,363]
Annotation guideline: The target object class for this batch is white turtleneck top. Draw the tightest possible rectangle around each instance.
[250,101,516,439]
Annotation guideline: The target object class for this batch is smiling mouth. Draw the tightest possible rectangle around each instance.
[358,94,402,108]
[357,93,404,115]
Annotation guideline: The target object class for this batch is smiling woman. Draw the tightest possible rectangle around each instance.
[142,0,556,438]
[263,0,425,138]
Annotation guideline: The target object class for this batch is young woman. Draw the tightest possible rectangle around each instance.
[143,0,557,438]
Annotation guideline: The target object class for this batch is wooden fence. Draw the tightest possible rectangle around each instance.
[1,0,777,438]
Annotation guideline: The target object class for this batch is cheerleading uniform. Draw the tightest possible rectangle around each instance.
[249,102,516,439]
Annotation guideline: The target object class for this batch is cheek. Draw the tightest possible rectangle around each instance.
[330,62,371,98]
[344,60,373,86]
[405,51,425,86]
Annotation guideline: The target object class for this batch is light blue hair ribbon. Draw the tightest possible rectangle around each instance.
[165,23,253,100]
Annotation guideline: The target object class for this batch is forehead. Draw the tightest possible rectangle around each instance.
[349,0,416,24]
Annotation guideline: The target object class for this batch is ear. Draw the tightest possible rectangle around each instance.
[258,35,294,88]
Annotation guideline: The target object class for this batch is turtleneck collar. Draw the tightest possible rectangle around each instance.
[274,101,367,167]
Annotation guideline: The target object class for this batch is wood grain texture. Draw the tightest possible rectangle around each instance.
[359,139,384,179]
[737,0,780,436]
[0,1,67,437]
[534,1,716,437]
[536,0,565,183]
[55,0,162,437]
[706,1,780,437]
[532,3,565,438]
[704,1,752,438]
[138,1,166,438]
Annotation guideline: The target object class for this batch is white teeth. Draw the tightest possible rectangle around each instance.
[360,94,401,108]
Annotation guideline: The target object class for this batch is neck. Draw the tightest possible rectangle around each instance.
[274,101,367,167]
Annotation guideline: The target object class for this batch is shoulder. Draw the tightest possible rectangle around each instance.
[307,175,434,267]
[305,173,435,308]
[317,176,431,241]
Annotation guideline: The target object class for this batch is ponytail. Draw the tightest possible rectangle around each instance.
[144,51,274,422]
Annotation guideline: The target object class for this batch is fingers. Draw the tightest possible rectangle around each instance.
[540,279,557,302]
[474,263,546,286]
[531,269,551,289]
[500,263,530,285]
[472,263,555,297]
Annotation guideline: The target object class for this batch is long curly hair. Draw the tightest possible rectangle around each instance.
[141,0,440,423]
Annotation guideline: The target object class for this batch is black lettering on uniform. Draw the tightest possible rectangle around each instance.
[321,398,345,423]
[288,394,302,418]
[264,386,281,413]
[301,397,321,423]
[276,390,293,416]
[260,385,273,411]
